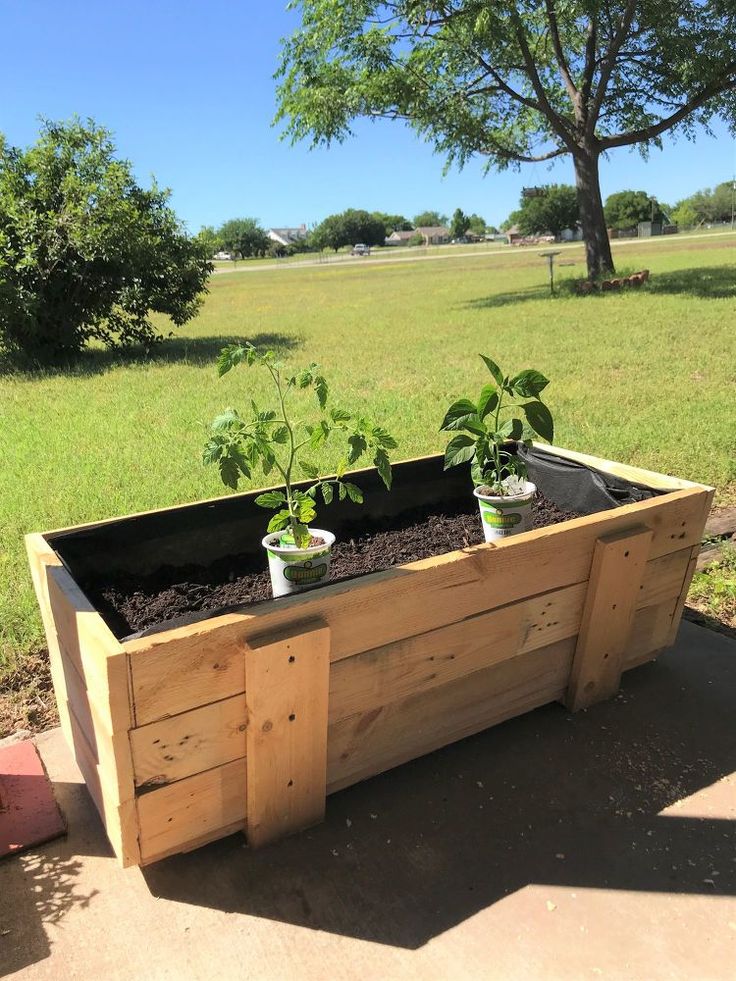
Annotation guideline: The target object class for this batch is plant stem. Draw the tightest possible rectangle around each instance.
[267,361,300,542]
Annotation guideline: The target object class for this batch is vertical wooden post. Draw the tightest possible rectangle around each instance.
[245,621,330,848]
[565,526,652,712]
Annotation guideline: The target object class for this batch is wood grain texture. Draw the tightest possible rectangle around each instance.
[126,487,709,724]
[327,638,575,793]
[245,623,330,848]
[46,564,139,865]
[565,527,653,712]
[136,758,246,863]
[130,694,247,790]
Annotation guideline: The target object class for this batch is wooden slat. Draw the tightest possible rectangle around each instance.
[565,527,653,712]
[131,632,244,726]
[327,637,575,794]
[130,694,247,790]
[139,819,247,867]
[136,758,246,863]
[624,601,677,669]
[245,623,330,848]
[127,487,710,723]
[24,534,73,747]
[46,565,139,866]
[666,545,702,647]
[67,706,139,866]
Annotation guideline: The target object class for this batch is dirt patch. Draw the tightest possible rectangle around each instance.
[94,493,579,637]
[0,650,58,740]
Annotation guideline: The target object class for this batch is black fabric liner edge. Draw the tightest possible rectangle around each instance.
[49,447,668,643]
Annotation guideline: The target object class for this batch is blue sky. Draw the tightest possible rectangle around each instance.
[2,1,734,232]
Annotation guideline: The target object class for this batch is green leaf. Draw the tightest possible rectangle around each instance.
[255,491,287,509]
[498,417,524,440]
[314,375,328,409]
[216,344,246,377]
[297,368,313,388]
[330,407,352,423]
[509,369,550,399]
[218,455,244,490]
[292,522,311,548]
[295,494,317,523]
[211,408,242,430]
[371,427,398,449]
[477,384,498,420]
[480,355,504,387]
[267,510,292,533]
[347,432,367,463]
[443,433,476,470]
[338,481,347,500]
[309,420,329,450]
[440,398,478,432]
[321,482,334,505]
[271,426,289,443]
[202,439,222,465]
[344,482,364,504]
[300,461,320,479]
[522,401,554,442]
[374,448,392,489]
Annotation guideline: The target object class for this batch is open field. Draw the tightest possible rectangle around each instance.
[2,233,735,688]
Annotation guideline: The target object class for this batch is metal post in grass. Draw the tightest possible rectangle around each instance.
[539,250,561,296]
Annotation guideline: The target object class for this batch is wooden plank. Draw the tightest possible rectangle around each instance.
[565,527,653,712]
[327,637,575,794]
[46,565,139,865]
[624,601,677,670]
[139,819,247,867]
[131,632,245,726]
[127,487,710,723]
[245,623,330,848]
[136,758,246,863]
[67,706,139,867]
[24,534,73,748]
[130,694,247,790]
[666,546,701,647]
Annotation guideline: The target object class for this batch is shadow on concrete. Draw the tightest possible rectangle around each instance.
[0,332,301,378]
[0,780,104,977]
[143,623,736,950]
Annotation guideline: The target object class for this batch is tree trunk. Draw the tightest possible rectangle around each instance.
[573,149,614,279]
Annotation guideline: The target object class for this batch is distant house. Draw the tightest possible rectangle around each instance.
[416,225,450,245]
[267,224,308,247]
[385,229,415,245]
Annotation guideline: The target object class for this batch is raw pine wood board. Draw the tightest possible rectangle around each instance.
[136,758,246,864]
[126,488,709,726]
[130,694,247,790]
[326,638,575,793]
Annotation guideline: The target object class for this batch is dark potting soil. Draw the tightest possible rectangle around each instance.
[92,493,581,637]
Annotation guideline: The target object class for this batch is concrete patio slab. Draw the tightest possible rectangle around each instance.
[1,620,734,980]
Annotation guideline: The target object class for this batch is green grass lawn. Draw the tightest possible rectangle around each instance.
[2,233,735,673]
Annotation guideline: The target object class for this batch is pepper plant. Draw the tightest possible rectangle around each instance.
[203,342,397,547]
[440,355,553,493]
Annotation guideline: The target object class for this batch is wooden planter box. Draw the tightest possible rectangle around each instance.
[26,446,712,867]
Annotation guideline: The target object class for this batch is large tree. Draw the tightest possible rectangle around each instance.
[276,1,736,278]
[0,119,211,363]
[604,189,664,229]
[514,184,579,236]
[217,217,271,258]
[311,208,387,249]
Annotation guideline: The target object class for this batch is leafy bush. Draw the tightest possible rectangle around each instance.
[0,119,211,364]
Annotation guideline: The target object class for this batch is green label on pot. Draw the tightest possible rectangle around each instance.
[482,509,522,529]
[283,560,328,585]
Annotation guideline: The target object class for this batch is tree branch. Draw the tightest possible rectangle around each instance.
[580,15,598,113]
[544,0,578,104]
[510,10,575,149]
[483,143,568,164]
[599,71,736,149]
[589,0,638,127]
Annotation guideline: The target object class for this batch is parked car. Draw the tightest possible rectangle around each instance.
[351,243,371,256]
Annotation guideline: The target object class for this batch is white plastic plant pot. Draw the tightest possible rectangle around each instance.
[261,528,336,598]
[473,482,537,543]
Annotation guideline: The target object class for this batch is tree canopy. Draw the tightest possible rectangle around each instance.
[603,190,664,229]
[372,211,412,234]
[450,208,471,238]
[674,180,735,225]
[0,119,211,363]
[413,210,448,228]
[511,184,579,236]
[218,217,271,258]
[276,1,736,277]
[310,208,387,249]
